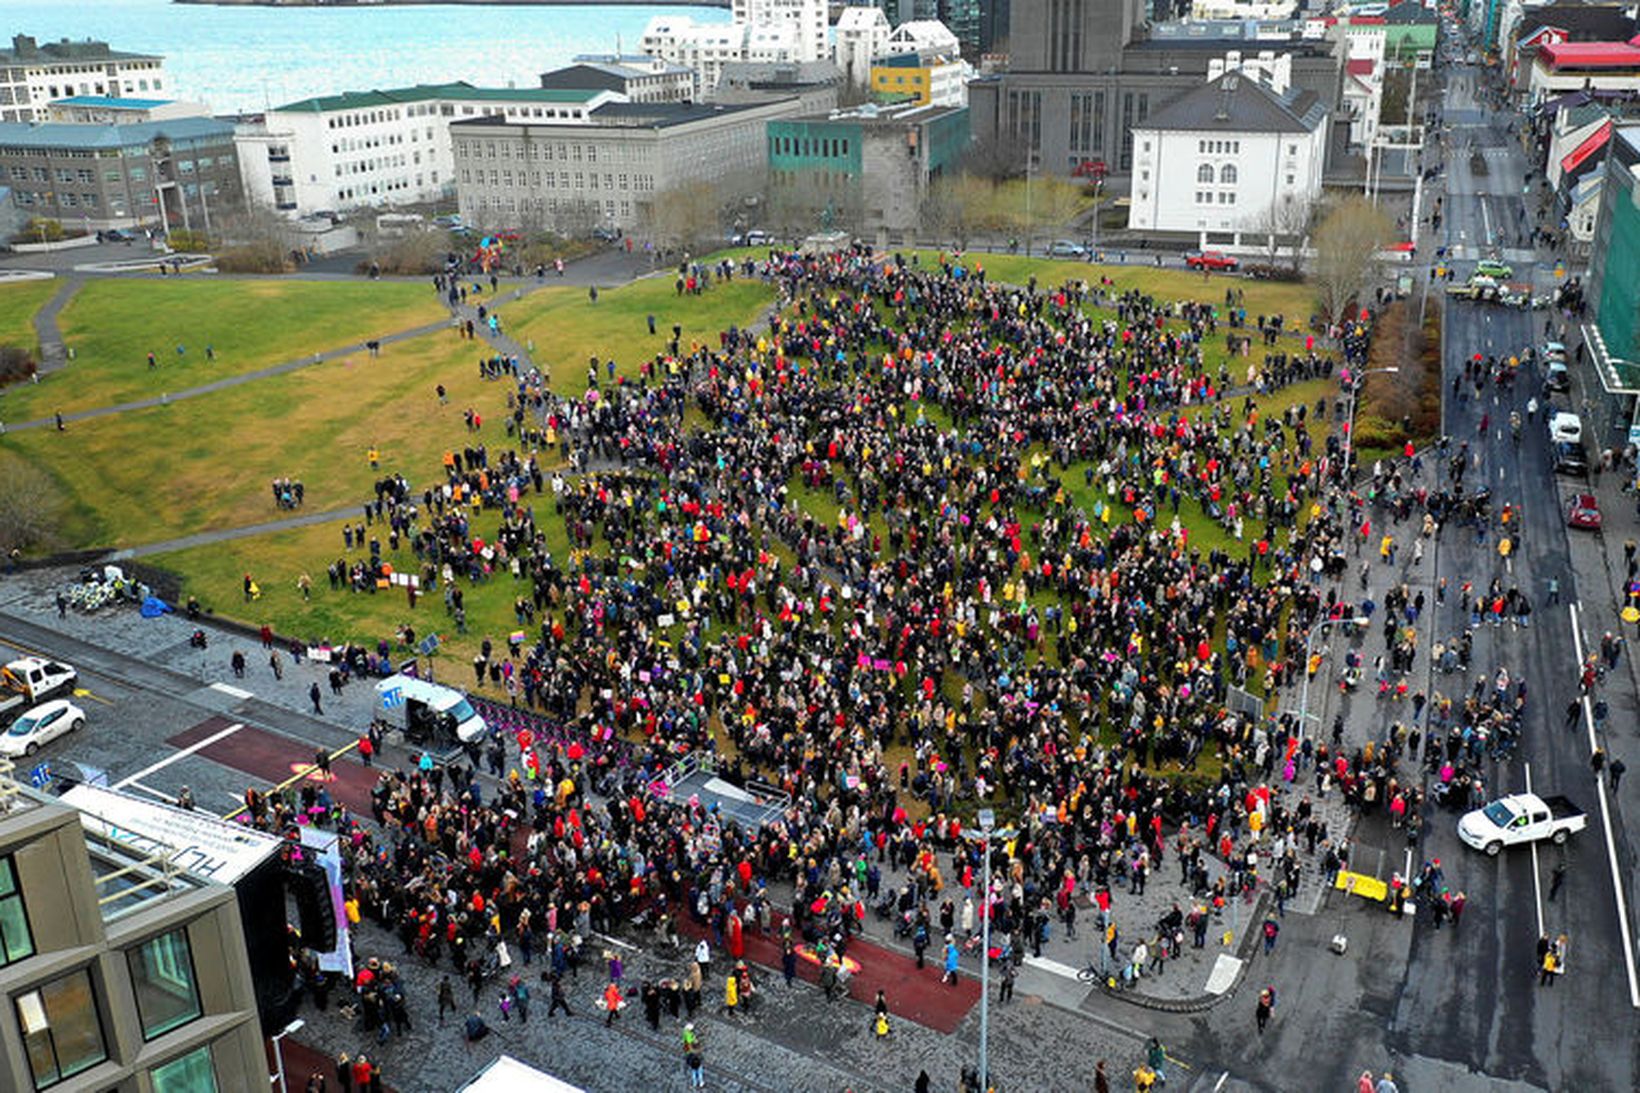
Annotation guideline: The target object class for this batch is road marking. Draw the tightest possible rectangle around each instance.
[70,687,112,706]
[1525,762,1546,938]
[113,722,242,789]
[209,682,253,699]
[123,780,175,803]
[1022,955,1082,980]
[1568,604,1640,1008]
[1214,1073,1230,1093]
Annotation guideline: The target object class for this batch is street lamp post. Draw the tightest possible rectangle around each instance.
[1296,617,1370,739]
[270,1018,305,1093]
[1341,365,1401,477]
[977,808,995,1093]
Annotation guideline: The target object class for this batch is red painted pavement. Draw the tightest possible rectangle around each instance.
[674,911,981,1034]
[167,719,380,815]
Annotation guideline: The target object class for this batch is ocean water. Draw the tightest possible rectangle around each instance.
[0,0,724,114]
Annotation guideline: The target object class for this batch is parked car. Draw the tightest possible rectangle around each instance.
[1544,361,1571,392]
[592,226,622,242]
[1552,440,1589,477]
[1475,259,1513,280]
[1541,341,1568,362]
[1548,410,1583,444]
[743,229,772,246]
[0,698,84,758]
[99,228,137,243]
[1048,239,1088,258]
[1184,250,1239,272]
[1567,492,1602,530]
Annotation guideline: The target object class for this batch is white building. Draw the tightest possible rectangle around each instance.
[835,7,893,87]
[641,0,827,99]
[1127,71,1328,246]
[735,0,828,62]
[236,82,620,218]
[1334,21,1385,148]
[1190,0,1299,21]
[1207,51,1294,92]
[0,34,167,124]
[885,20,963,58]
[452,98,803,235]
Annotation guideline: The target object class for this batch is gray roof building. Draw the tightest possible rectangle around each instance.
[1140,71,1326,134]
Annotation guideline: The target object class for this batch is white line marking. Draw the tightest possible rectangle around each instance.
[1525,762,1546,938]
[123,781,175,804]
[210,682,253,699]
[1022,955,1083,980]
[1214,1072,1230,1092]
[113,722,242,789]
[1568,604,1640,1008]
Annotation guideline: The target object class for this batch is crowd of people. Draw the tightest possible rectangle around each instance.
[234,244,1515,1088]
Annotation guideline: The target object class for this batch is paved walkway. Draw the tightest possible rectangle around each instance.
[31,275,81,375]
[2,316,456,433]
[112,504,357,560]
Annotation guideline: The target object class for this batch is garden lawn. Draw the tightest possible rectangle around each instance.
[0,279,57,357]
[505,273,774,396]
[3,278,447,420]
[0,328,522,549]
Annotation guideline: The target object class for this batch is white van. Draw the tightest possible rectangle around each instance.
[375,674,487,745]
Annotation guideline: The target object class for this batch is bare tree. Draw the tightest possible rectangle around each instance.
[0,459,63,553]
[919,174,991,249]
[1253,194,1315,271]
[1311,196,1394,328]
[1020,176,1087,243]
[962,131,1032,182]
[646,182,723,253]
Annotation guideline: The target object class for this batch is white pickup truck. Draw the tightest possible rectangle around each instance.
[1458,792,1587,856]
[0,657,78,724]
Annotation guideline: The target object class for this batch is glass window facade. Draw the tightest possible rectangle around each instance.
[149,1045,218,1093]
[16,968,108,1089]
[128,929,202,1040]
[0,855,33,966]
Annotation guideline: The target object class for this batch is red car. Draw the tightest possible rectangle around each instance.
[1185,250,1240,272]
[1567,493,1602,530]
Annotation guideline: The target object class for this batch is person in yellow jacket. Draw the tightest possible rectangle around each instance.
[724,971,740,1014]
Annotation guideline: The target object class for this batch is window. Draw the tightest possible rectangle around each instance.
[128,929,202,1040]
[17,968,107,1088]
[150,1045,217,1093]
[0,856,32,965]
[1220,165,1237,184]
[1197,164,1214,183]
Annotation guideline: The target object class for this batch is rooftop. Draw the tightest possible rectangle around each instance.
[1138,70,1326,133]
[1538,37,1640,68]
[51,95,173,110]
[452,99,785,131]
[276,81,604,114]
[0,115,235,150]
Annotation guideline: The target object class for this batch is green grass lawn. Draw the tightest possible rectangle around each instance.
[1,328,525,548]
[505,274,774,396]
[1,279,447,420]
[0,279,57,357]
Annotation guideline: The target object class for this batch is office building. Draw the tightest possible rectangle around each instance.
[872,53,971,106]
[0,116,242,233]
[235,82,621,218]
[766,101,970,235]
[44,97,209,126]
[969,0,1348,181]
[0,771,265,1093]
[0,36,167,124]
[453,97,803,234]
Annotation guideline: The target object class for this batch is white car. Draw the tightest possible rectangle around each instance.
[1548,411,1582,444]
[0,699,85,758]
